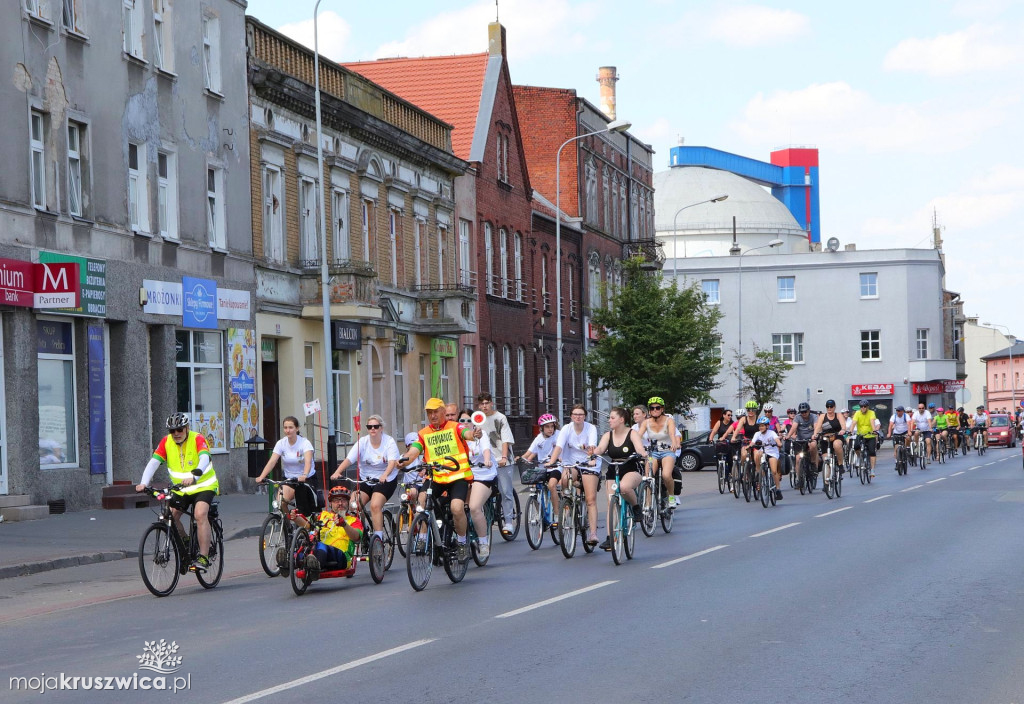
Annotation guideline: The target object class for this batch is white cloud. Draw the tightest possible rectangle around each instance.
[883,24,1022,76]
[634,117,676,147]
[730,81,1011,154]
[276,11,352,63]
[705,5,810,47]
[372,0,596,62]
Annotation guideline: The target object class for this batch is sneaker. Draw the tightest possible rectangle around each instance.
[630,504,641,522]
[501,522,515,538]
[304,554,321,572]
[774,489,783,501]
[476,542,490,559]
[586,536,599,548]
[870,472,876,478]
[668,495,678,509]
[191,555,210,573]
[457,541,469,562]
[275,547,288,570]
[599,536,612,551]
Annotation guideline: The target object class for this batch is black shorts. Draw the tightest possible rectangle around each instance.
[473,478,495,489]
[358,475,398,502]
[855,436,877,457]
[545,469,562,482]
[605,460,641,481]
[169,490,216,513]
[428,477,470,503]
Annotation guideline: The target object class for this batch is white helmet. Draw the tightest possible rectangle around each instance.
[762,403,774,412]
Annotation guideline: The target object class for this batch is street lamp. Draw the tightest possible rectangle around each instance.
[556,117,631,422]
[313,0,335,448]
[735,238,784,407]
[983,322,1016,412]
[671,194,729,280]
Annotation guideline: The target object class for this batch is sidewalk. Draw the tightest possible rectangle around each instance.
[0,492,271,579]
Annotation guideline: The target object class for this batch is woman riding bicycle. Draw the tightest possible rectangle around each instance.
[255,415,317,518]
[522,414,561,530]
[813,399,846,473]
[751,416,783,501]
[590,407,648,551]
[331,414,400,542]
[464,412,495,559]
[546,404,599,548]
[727,400,762,467]
[638,396,680,510]
[709,409,735,480]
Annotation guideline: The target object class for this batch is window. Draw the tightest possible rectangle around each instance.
[175,329,226,451]
[439,357,450,404]
[702,279,720,305]
[206,166,225,249]
[418,355,429,424]
[484,222,494,295]
[264,166,284,261]
[62,0,83,33]
[496,133,509,182]
[332,351,352,441]
[156,150,178,239]
[152,0,171,71]
[30,110,47,210]
[712,334,723,361]
[513,232,523,301]
[540,255,548,310]
[128,142,149,231]
[588,257,601,308]
[304,344,316,439]
[567,262,575,317]
[542,355,551,413]
[487,343,496,394]
[517,346,526,416]
[772,333,804,363]
[459,219,472,287]
[861,330,880,360]
[331,188,348,262]
[24,0,52,22]
[67,122,84,217]
[393,352,404,434]
[202,14,221,92]
[299,177,317,263]
[915,328,929,360]
[38,319,78,467]
[413,218,423,286]
[502,345,512,414]
[361,199,373,264]
[860,272,878,298]
[437,225,447,285]
[777,276,795,302]
[462,346,474,406]
[499,228,508,297]
[388,210,398,284]
[122,0,144,59]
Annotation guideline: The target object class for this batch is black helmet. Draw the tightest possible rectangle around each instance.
[825,399,836,408]
[166,412,190,431]
[798,402,810,412]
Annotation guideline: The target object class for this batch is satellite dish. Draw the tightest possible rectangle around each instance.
[826,237,840,252]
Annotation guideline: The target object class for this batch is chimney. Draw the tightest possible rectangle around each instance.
[488,23,506,58]
[597,66,618,120]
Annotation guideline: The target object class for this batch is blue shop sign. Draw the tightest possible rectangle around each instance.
[230,370,256,400]
[183,276,218,329]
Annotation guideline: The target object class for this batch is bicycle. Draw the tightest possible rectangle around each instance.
[755,444,777,508]
[258,479,320,578]
[603,456,639,566]
[137,483,224,597]
[730,443,743,499]
[947,432,959,460]
[287,506,384,595]
[792,440,816,495]
[405,457,472,591]
[394,477,423,559]
[934,433,947,464]
[330,476,398,573]
[819,434,842,500]
[738,442,756,503]
[785,439,797,490]
[556,460,599,559]
[854,436,874,485]
[638,447,673,536]
[893,434,908,476]
[518,459,561,550]
[716,450,730,495]
[974,427,987,455]
[849,438,864,483]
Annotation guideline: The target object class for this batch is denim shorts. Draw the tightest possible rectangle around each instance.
[651,449,674,460]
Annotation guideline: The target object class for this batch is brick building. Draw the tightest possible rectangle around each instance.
[344,23,536,441]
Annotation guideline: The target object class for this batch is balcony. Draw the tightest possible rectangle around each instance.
[412,283,477,335]
[622,238,665,270]
[907,359,959,384]
[484,274,526,303]
[299,259,379,308]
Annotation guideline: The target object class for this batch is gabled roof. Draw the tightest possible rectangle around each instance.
[981,341,1024,361]
[342,54,489,162]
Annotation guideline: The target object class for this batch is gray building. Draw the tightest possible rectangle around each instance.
[670,247,962,431]
[1,0,253,509]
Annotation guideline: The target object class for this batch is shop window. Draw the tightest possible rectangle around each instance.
[38,319,78,466]
[175,329,226,450]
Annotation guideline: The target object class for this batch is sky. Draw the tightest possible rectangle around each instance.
[246,0,1024,340]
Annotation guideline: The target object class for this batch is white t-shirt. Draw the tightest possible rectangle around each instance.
[890,413,910,434]
[272,436,316,480]
[973,412,989,427]
[751,429,780,459]
[527,432,558,463]
[911,410,932,431]
[555,422,597,466]
[467,435,495,481]
[478,410,515,466]
[345,434,401,481]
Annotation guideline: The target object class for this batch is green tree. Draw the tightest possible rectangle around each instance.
[731,345,793,407]
[580,257,723,414]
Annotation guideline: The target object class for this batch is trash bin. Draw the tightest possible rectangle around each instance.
[246,435,273,479]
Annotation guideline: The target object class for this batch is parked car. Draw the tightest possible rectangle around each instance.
[986,414,1017,448]
[677,431,718,471]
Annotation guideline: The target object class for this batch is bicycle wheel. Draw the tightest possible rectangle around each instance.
[289,531,314,596]
[835,466,843,497]
[498,491,521,542]
[609,496,625,565]
[823,460,834,499]
[443,528,469,584]
[381,510,396,570]
[559,500,577,558]
[859,454,867,484]
[396,505,411,558]
[369,535,386,584]
[196,521,224,589]
[742,461,752,502]
[472,502,494,567]
[581,506,596,553]
[139,524,180,597]
[525,494,543,550]
[660,490,674,533]
[624,504,636,560]
[768,475,777,506]
[798,457,807,495]
[732,460,741,498]
[406,513,434,592]
[788,456,796,488]
[258,513,283,577]
[638,481,656,537]
[549,493,561,546]
[717,461,727,494]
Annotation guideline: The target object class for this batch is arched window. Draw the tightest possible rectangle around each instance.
[502,345,512,414]
[517,346,526,416]
[513,232,523,301]
[487,343,496,394]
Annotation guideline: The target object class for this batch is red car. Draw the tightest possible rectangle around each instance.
[986,414,1017,448]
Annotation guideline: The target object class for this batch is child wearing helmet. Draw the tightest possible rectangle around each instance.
[751,416,783,501]
[522,414,561,529]
[293,486,363,573]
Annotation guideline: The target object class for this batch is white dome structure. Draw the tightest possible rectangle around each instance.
[654,166,809,258]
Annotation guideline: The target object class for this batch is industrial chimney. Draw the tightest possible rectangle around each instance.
[597,66,618,120]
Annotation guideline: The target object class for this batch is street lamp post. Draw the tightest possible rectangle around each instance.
[734,239,784,406]
[984,322,1016,411]
[313,0,335,447]
[555,118,630,422]
[671,194,729,281]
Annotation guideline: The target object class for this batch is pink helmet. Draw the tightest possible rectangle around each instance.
[537,414,557,426]
[936,407,944,413]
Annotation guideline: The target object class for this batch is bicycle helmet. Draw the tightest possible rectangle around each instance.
[936,407,944,413]
[762,403,773,412]
[537,413,557,426]
[825,399,836,408]
[166,412,190,431]
[735,408,745,417]
[786,408,796,414]
[798,402,810,412]
[756,416,769,425]
[745,400,759,410]
[928,403,936,409]
[895,405,905,412]
[328,486,350,502]
[648,396,665,407]
[977,405,985,410]
[841,408,849,415]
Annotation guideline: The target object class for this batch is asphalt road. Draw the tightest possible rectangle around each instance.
[2,448,1023,703]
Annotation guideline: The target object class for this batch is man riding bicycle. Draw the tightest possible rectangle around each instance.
[888,406,910,464]
[784,402,818,488]
[852,404,881,479]
[136,413,218,573]
[972,406,989,449]
[910,403,933,460]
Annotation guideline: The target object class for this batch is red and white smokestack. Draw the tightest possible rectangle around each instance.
[597,66,618,120]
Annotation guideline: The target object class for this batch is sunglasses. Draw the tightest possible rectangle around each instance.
[366,424,382,430]
[459,418,472,423]
[648,405,663,411]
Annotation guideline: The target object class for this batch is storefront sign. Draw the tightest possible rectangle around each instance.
[912,380,964,394]
[431,338,457,358]
[33,262,80,309]
[851,383,894,396]
[39,251,106,316]
[37,320,73,354]
[256,269,299,306]
[0,258,34,307]
[332,321,361,350]
[217,288,251,321]
[261,338,277,362]
[87,325,107,475]
[227,328,258,448]
[183,276,218,329]
[143,279,183,315]
[395,332,409,355]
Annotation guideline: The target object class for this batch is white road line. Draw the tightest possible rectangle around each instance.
[220,639,436,704]
[864,495,891,503]
[750,522,801,538]
[968,466,980,471]
[951,471,965,476]
[652,545,729,569]
[926,477,946,484]
[495,580,618,619]
[901,484,923,492]
[814,506,852,518]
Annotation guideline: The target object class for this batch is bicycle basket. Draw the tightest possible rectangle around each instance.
[517,459,547,484]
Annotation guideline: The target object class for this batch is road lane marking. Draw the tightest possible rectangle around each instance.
[652,545,729,569]
[901,484,923,492]
[221,639,436,704]
[952,471,965,476]
[864,495,891,503]
[814,507,852,518]
[750,522,801,538]
[968,466,980,470]
[926,477,946,484]
[495,580,618,619]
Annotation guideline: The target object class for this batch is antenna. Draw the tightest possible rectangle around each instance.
[495,0,499,22]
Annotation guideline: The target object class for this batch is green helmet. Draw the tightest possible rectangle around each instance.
[745,400,759,410]
[647,396,665,407]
